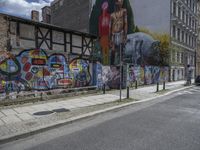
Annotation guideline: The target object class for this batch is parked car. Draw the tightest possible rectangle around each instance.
[195,75,200,85]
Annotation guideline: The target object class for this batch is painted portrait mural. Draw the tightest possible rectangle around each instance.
[90,0,134,65]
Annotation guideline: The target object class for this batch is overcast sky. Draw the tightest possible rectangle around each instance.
[0,0,53,19]
[0,0,134,20]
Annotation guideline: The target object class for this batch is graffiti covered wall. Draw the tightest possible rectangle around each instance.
[127,65,169,86]
[0,49,92,93]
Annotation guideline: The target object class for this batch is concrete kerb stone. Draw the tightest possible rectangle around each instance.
[0,85,194,145]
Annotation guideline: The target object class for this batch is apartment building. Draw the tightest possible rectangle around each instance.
[133,0,198,81]
[197,0,200,76]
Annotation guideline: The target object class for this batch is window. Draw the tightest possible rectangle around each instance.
[189,15,192,27]
[191,36,194,47]
[186,12,188,25]
[182,10,185,22]
[189,0,191,8]
[178,5,181,18]
[177,52,180,63]
[173,2,176,15]
[172,25,176,38]
[189,35,191,46]
[192,19,194,29]
[181,53,184,63]
[195,20,197,31]
[177,28,180,41]
[193,1,195,12]
[182,31,185,42]
[186,33,188,44]
[194,37,196,47]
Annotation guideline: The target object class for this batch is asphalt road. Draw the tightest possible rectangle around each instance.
[1,86,200,150]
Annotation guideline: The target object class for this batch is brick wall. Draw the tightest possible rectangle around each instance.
[0,15,8,51]
[51,0,90,32]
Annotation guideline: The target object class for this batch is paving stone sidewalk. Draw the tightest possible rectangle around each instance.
[0,80,191,142]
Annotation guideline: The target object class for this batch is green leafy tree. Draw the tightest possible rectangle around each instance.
[140,28,170,66]
[134,26,140,32]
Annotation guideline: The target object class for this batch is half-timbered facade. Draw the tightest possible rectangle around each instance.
[0,13,98,94]
[0,13,96,59]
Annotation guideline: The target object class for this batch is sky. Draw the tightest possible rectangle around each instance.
[0,0,53,20]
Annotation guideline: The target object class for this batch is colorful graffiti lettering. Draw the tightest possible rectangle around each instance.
[151,66,160,84]
[101,65,127,89]
[145,66,152,85]
[0,51,21,76]
[69,59,91,87]
[127,65,168,86]
[0,49,92,92]
[93,62,103,89]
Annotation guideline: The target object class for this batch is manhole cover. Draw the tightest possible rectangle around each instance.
[52,108,70,113]
[33,111,54,116]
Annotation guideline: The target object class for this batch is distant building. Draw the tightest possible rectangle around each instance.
[132,0,198,81]
[50,0,93,32]
[42,6,51,23]
[31,10,39,22]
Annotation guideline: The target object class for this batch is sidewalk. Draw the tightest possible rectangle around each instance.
[0,80,193,143]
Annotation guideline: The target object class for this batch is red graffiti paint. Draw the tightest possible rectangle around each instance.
[23,63,31,72]
[43,68,50,76]
[58,79,72,86]
[25,72,33,81]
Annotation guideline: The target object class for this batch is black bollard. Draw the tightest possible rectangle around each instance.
[163,81,166,90]
[156,82,159,92]
[135,80,138,89]
[127,86,129,99]
[40,92,43,101]
[103,84,106,94]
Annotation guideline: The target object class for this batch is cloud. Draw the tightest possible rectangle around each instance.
[0,0,54,20]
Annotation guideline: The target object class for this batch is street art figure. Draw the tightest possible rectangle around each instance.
[125,32,160,65]
[99,1,110,65]
[110,0,128,65]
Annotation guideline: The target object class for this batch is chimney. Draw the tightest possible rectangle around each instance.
[42,6,51,23]
[31,10,39,21]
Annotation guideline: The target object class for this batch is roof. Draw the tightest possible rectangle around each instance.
[0,13,96,38]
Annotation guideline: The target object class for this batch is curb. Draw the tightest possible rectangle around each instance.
[0,85,194,145]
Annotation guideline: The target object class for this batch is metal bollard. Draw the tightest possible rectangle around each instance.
[163,81,166,90]
[156,82,159,92]
[127,86,129,99]
[135,80,138,89]
[103,84,106,94]
[40,92,43,101]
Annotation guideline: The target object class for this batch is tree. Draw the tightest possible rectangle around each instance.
[134,26,140,32]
